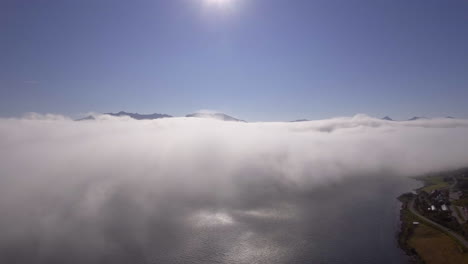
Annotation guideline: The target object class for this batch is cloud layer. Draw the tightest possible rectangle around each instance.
[0,114,468,263]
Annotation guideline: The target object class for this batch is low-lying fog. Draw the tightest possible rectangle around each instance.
[1,114,467,263]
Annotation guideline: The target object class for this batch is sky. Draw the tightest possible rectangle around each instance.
[1,0,468,121]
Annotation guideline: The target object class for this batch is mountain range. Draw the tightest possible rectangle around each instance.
[381,116,450,121]
[77,112,456,122]
[76,111,172,121]
[77,111,244,122]
[105,111,172,120]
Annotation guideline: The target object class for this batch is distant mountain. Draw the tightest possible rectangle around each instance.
[381,116,393,121]
[76,115,96,121]
[105,111,172,120]
[186,112,245,122]
[76,111,172,121]
[446,116,455,119]
[408,116,428,121]
[291,119,309,122]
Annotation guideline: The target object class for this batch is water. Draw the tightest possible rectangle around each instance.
[0,175,419,264]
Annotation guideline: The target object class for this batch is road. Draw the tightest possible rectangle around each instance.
[409,198,468,249]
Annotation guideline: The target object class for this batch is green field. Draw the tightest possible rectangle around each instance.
[416,175,451,192]
[408,223,468,264]
[453,198,468,207]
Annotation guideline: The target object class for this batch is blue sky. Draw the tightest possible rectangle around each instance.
[1,0,468,121]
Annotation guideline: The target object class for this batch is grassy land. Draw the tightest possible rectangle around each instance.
[454,206,464,220]
[408,224,468,264]
[453,198,468,207]
[416,175,451,192]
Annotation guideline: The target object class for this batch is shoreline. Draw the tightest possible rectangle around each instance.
[397,171,468,264]
[397,193,425,264]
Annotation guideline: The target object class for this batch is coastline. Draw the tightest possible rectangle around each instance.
[397,172,468,264]
[397,193,425,264]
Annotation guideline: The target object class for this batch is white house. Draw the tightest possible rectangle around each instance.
[441,204,448,211]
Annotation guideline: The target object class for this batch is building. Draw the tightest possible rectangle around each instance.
[441,204,448,211]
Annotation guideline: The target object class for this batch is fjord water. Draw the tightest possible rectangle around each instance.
[152,175,419,264]
[1,175,418,264]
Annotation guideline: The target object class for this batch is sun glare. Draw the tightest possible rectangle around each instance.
[204,0,234,8]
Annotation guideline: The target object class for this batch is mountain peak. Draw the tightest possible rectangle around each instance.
[408,116,428,121]
[186,112,245,122]
[76,115,96,121]
[381,116,393,121]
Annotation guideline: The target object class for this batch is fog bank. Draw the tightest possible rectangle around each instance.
[0,114,467,263]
